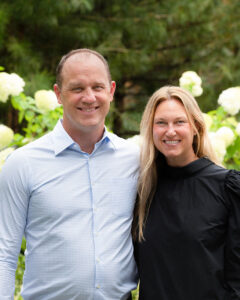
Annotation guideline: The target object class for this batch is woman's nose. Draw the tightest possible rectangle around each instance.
[166,124,176,136]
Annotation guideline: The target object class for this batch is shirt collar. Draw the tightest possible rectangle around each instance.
[51,120,117,156]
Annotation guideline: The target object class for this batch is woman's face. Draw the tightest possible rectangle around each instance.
[153,99,197,167]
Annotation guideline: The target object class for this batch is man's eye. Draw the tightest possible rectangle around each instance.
[72,87,82,92]
[94,86,103,91]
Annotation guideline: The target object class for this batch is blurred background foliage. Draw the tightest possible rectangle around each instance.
[0,0,240,137]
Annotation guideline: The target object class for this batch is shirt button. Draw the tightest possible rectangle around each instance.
[96,284,100,289]
[96,257,100,263]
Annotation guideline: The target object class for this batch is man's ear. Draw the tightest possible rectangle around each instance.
[54,84,62,104]
[109,81,116,102]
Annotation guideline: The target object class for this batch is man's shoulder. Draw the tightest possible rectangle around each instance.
[7,131,54,162]
[108,132,140,154]
[105,132,140,175]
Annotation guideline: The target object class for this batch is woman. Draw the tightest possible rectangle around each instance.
[133,86,240,299]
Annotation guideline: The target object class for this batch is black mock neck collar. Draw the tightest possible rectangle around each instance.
[159,157,213,178]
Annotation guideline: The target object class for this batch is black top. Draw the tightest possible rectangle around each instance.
[135,158,240,300]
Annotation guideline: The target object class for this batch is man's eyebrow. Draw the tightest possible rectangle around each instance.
[68,81,106,87]
[92,81,107,86]
[67,82,82,88]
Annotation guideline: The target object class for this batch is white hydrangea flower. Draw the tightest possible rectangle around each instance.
[191,85,203,97]
[236,123,240,136]
[218,87,240,115]
[8,73,25,96]
[180,71,202,86]
[215,126,235,147]
[0,124,14,150]
[179,71,203,97]
[202,113,212,130]
[127,135,142,147]
[0,72,12,102]
[0,147,14,171]
[35,90,59,112]
[225,117,238,127]
[0,72,25,103]
[208,132,226,162]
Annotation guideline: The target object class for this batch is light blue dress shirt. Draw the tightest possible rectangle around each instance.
[0,120,139,300]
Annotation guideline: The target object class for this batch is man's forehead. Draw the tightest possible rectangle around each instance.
[65,52,103,67]
[60,52,111,86]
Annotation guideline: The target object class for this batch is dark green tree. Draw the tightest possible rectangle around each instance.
[0,0,240,136]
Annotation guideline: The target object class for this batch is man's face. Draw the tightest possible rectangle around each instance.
[54,54,115,137]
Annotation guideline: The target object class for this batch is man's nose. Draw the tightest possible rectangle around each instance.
[81,88,96,103]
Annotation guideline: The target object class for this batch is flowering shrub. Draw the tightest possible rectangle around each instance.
[179,71,240,168]
[0,124,14,150]
[202,113,212,130]
[236,123,240,135]
[0,147,15,171]
[127,134,142,147]
[35,90,59,112]
[0,68,62,170]
[205,107,240,167]
[0,72,25,103]
[179,71,203,97]
[217,87,240,115]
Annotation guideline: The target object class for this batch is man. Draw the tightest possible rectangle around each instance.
[0,49,139,300]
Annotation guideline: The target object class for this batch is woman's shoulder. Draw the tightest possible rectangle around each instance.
[206,160,240,191]
[201,158,228,178]
[225,169,240,197]
[196,160,240,209]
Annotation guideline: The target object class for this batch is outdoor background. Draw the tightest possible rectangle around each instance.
[0,0,240,299]
[1,0,240,137]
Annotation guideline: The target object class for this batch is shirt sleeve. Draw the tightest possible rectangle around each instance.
[224,169,240,299]
[0,151,30,299]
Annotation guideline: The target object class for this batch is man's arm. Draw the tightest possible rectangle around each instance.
[0,151,29,299]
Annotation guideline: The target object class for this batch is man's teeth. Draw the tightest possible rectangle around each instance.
[165,140,179,144]
[81,108,95,111]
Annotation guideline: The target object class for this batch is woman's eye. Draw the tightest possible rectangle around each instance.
[177,120,185,124]
[156,121,166,125]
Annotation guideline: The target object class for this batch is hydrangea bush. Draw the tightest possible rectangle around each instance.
[180,71,240,168]
[0,124,14,150]
[0,71,25,102]
[179,71,203,97]
[34,90,60,112]
[0,69,63,172]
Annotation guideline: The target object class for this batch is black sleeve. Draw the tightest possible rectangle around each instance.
[225,170,240,299]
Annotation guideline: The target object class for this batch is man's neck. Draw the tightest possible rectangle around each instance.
[62,123,105,154]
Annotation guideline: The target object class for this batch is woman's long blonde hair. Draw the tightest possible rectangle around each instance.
[133,86,219,241]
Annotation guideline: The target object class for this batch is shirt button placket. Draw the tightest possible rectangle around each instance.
[88,157,102,294]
